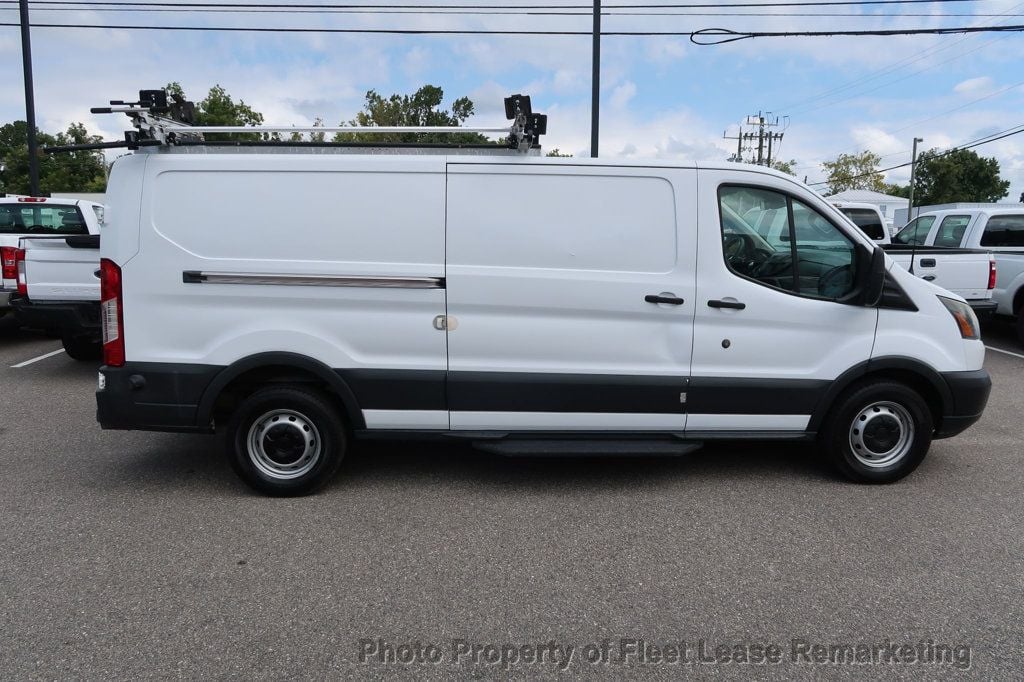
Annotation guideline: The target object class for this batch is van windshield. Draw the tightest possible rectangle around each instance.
[0,204,87,235]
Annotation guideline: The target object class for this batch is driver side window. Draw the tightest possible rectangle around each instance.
[718,186,858,300]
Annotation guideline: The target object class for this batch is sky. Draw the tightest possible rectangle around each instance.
[1,0,1023,202]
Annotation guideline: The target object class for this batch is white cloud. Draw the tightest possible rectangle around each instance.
[954,76,995,96]
[609,81,637,109]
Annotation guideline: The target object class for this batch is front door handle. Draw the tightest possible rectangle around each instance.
[645,294,685,305]
[920,258,936,268]
[708,299,746,310]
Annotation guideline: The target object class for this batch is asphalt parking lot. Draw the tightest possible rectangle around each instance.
[1,314,1022,679]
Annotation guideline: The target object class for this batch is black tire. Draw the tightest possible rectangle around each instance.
[820,380,933,483]
[1016,310,1024,346]
[226,385,347,496]
[61,334,102,361]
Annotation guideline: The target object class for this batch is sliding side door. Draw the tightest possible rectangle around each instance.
[444,163,697,431]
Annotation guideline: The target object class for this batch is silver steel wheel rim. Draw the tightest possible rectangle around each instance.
[848,401,915,468]
[246,409,322,480]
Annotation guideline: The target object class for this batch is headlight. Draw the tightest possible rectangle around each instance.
[938,296,980,340]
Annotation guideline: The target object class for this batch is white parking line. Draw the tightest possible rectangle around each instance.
[11,348,65,368]
[986,345,1024,360]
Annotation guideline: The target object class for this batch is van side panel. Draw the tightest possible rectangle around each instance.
[102,154,147,267]
[445,164,697,431]
[123,155,448,428]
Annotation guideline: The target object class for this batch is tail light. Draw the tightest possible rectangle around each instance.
[988,258,997,290]
[100,258,125,367]
[15,248,27,295]
[0,246,16,280]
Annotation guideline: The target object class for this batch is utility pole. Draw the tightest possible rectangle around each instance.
[19,0,40,196]
[590,0,600,158]
[724,112,785,166]
[907,137,923,226]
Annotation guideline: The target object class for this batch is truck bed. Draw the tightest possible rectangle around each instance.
[882,243,994,303]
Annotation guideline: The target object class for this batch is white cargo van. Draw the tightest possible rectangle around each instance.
[88,92,991,495]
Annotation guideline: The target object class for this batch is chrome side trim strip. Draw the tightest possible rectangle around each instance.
[182,271,444,289]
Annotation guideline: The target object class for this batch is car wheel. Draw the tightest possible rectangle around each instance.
[1016,310,1024,346]
[61,334,102,361]
[226,385,347,496]
[821,380,933,483]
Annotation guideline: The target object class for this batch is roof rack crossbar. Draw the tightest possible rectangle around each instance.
[78,89,547,154]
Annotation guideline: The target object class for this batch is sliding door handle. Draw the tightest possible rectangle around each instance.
[645,294,685,305]
[708,299,746,310]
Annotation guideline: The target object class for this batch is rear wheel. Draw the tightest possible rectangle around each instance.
[1016,309,1024,345]
[226,385,347,496]
[61,334,102,361]
[821,380,933,483]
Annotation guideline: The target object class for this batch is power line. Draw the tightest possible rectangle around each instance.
[772,0,1024,113]
[0,0,995,9]
[0,4,1013,15]
[3,19,1022,37]
[807,124,1024,185]
[690,23,1024,42]
[785,33,1007,116]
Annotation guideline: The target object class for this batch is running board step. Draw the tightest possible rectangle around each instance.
[473,439,704,457]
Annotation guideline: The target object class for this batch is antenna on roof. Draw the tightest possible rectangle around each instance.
[45,89,547,155]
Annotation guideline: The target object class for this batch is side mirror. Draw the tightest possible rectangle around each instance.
[861,246,886,306]
[838,244,886,306]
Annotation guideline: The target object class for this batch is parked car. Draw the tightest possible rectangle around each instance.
[894,207,1024,342]
[12,226,102,360]
[1,197,98,329]
[887,212,997,317]
[830,201,891,244]
[94,149,990,495]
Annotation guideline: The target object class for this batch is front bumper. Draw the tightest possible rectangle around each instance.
[935,369,992,438]
[10,296,100,337]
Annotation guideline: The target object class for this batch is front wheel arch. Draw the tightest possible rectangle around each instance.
[808,358,948,435]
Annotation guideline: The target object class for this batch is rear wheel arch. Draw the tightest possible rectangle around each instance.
[197,352,365,430]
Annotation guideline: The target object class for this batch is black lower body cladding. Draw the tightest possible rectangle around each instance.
[96,361,991,438]
[934,369,992,438]
[97,363,222,432]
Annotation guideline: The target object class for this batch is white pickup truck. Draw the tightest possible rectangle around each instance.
[829,200,996,314]
[5,197,104,359]
[830,201,891,244]
[896,207,1024,342]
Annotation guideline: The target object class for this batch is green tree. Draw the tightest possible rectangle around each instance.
[911,148,1010,205]
[334,85,494,144]
[165,82,265,140]
[545,148,572,157]
[822,151,886,194]
[881,183,910,198]
[771,159,797,176]
[0,120,106,195]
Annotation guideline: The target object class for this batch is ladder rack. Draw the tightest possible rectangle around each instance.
[46,89,547,156]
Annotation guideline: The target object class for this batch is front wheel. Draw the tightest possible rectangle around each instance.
[226,385,347,496]
[821,380,933,483]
